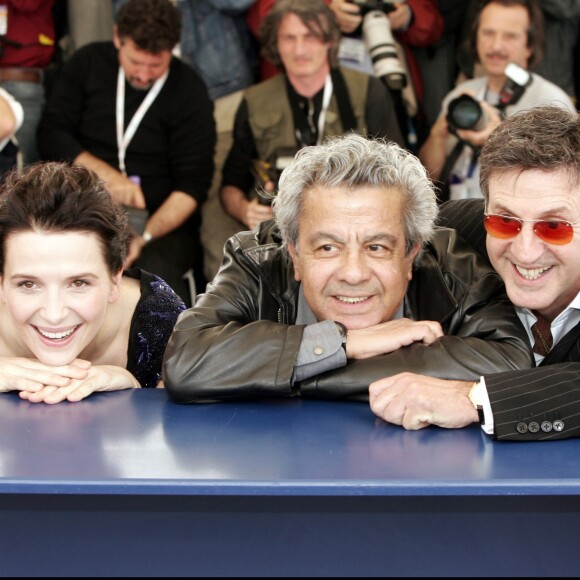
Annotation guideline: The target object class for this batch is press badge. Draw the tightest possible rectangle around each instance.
[0,6,7,37]
[338,37,367,68]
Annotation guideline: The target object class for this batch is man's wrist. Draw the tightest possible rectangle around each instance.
[468,380,485,423]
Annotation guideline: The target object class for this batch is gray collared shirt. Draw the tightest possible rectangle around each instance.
[293,284,404,381]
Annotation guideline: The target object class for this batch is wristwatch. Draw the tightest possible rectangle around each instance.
[334,321,348,352]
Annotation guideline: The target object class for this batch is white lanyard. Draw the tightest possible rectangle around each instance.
[295,74,333,147]
[116,67,168,175]
[316,74,333,145]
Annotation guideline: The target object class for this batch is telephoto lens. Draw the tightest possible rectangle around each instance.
[446,94,487,132]
[361,9,407,90]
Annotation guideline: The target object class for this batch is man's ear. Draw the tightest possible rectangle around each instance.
[287,243,301,282]
[406,243,421,280]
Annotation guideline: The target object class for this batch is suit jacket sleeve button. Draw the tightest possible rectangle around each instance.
[516,422,528,434]
[528,421,540,433]
[541,421,552,432]
[553,420,565,432]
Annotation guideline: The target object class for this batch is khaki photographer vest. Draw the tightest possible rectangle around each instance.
[245,67,369,163]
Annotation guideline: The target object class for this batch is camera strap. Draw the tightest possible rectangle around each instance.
[437,139,464,203]
[330,68,357,134]
[437,138,481,203]
[287,75,329,146]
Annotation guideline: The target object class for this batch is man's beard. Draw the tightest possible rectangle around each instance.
[127,77,154,91]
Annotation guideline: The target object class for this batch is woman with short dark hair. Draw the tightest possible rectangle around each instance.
[0,161,185,403]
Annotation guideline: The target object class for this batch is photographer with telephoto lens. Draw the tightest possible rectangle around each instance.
[219,0,404,235]
[329,0,444,151]
[419,0,575,203]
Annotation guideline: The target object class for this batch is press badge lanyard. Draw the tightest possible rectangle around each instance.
[116,67,168,176]
[316,75,333,145]
[295,74,333,147]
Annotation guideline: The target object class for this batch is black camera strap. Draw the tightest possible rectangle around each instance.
[330,68,358,135]
[285,69,357,148]
[285,76,322,147]
[437,139,469,203]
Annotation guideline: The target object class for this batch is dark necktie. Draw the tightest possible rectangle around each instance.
[531,311,553,356]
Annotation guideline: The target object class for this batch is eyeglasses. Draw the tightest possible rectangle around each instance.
[484,213,578,245]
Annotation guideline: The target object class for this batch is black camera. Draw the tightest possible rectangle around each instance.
[447,94,487,132]
[351,0,398,15]
[351,0,407,91]
[446,63,532,133]
[250,148,297,205]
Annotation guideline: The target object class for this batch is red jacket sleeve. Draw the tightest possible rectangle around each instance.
[396,0,444,47]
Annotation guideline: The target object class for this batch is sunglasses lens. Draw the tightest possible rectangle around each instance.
[484,215,521,239]
[484,215,575,244]
[534,221,574,245]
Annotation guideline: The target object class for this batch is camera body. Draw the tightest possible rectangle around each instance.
[351,0,398,16]
[446,62,532,133]
[447,94,487,132]
[251,148,297,205]
[352,0,407,91]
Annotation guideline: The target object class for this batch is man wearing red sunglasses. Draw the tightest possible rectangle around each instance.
[370,104,580,440]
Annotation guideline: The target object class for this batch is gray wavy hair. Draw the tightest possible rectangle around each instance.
[273,133,438,260]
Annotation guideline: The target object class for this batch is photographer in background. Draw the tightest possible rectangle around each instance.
[37,0,215,307]
[219,0,404,238]
[329,0,443,150]
[419,0,575,202]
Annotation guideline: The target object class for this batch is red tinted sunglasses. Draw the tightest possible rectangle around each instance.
[484,213,577,245]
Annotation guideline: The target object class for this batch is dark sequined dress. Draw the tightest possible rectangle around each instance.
[125,269,186,388]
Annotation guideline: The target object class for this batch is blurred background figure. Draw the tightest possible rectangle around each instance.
[325,0,444,151]
[112,0,260,287]
[419,0,575,202]
[248,0,444,151]
[209,0,404,281]
[458,0,580,104]
[0,0,56,166]
[37,0,215,306]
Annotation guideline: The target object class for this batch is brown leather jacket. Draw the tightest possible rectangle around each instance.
[163,221,533,403]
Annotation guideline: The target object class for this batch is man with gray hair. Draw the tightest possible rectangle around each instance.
[164,133,532,403]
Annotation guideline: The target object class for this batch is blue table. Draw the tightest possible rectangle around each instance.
[0,388,579,577]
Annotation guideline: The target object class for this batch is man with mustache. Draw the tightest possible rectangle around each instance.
[163,132,532,404]
[37,0,216,307]
[419,0,574,202]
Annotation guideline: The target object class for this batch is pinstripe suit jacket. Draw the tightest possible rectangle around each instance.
[438,199,580,440]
